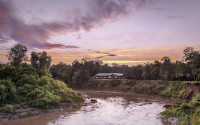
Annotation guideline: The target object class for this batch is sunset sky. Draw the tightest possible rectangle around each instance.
[0,0,200,65]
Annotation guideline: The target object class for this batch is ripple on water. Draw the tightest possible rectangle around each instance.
[47,92,170,125]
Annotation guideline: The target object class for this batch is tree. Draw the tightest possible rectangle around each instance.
[183,47,200,80]
[31,52,40,69]
[142,63,152,80]
[8,43,28,67]
[151,60,161,80]
[31,51,52,76]
[50,62,73,85]
[160,57,174,80]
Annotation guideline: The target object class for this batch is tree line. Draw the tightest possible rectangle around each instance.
[1,43,200,90]
[50,47,200,88]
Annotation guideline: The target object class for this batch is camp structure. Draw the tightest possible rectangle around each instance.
[94,73,123,79]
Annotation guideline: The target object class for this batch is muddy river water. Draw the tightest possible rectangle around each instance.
[0,91,177,125]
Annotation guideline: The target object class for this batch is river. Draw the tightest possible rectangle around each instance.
[0,91,177,125]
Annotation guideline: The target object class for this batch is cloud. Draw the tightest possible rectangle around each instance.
[0,0,155,49]
[0,34,10,43]
[44,44,79,50]
[167,15,188,19]
[0,45,9,50]
[107,54,117,56]
[95,56,105,59]
[88,49,118,56]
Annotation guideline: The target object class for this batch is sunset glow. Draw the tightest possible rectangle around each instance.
[0,0,200,65]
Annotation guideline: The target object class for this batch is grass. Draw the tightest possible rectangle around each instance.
[161,94,200,125]
[4,104,13,113]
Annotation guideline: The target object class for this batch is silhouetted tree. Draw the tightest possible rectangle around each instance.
[8,43,28,67]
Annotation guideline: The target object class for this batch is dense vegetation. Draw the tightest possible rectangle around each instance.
[0,43,83,109]
[162,94,200,125]
[50,47,200,88]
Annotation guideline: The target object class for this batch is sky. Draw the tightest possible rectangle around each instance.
[0,0,200,66]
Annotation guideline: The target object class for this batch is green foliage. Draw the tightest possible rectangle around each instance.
[0,65,17,80]
[0,67,83,109]
[31,51,52,76]
[0,44,83,111]
[161,107,182,118]
[161,83,182,98]
[126,65,143,79]
[4,104,13,113]
[50,62,72,85]
[49,47,199,86]
[0,79,16,105]
[132,83,155,93]
[119,85,132,91]
[28,87,61,109]
[180,103,190,110]
[110,80,121,87]
[15,75,83,109]
[197,74,200,81]
[162,94,200,125]
[8,43,28,67]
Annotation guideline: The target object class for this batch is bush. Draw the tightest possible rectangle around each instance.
[0,65,17,80]
[132,83,154,93]
[162,94,200,124]
[197,74,200,81]
[193,94,200,102]
[180,103,190,110]
[0,79,16,105]
[161,83,182,98]
[28,87,61,109]
[40,76,84,103]
[4,104,13,113]
[0,65,84,109]
[15,75,83,109]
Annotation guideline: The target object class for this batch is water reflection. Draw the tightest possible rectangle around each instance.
[0,91,175,125]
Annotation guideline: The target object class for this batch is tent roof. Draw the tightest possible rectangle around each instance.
[95,73,123,76]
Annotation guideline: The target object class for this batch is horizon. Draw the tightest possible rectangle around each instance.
[0,0,200,66]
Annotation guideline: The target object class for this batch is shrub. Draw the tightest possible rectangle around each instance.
[40,76,84,103]
[161,83,182,98]
[193,94,200,102]
[197,74,200,81]
[180,103,190,110]
[1,72,83,109]
[0,79,16,105]
[132,83,154,93]
[16,74,39,87]
[162,94,200,124]
[16,75,83,109]
[0,65,17,80]
[28,87,61,109]
[4,104,13,113]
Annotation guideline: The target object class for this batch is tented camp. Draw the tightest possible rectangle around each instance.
[95,73,123,79]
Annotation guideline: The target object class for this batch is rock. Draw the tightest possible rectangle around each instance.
[91,99,97,103]
[163,104,172,108]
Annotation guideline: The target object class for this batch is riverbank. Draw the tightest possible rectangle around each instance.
[0,102,82,121]
[0,91,176,125]
[82,79,200,124]
[84,79,200,100]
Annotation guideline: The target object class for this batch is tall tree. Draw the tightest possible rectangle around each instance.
[31,51,52,76]
[50,62,73,85]
[8,43,28,67]
[159,56,174,80]
[183,47,200,80]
